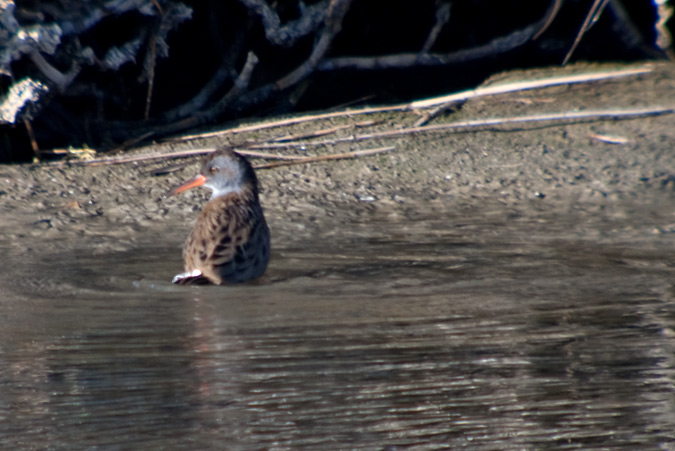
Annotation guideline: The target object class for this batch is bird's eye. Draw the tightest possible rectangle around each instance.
[209,166,219,174]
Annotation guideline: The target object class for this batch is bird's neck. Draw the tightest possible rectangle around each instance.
[209,185,241,200]
[209,183,256,201]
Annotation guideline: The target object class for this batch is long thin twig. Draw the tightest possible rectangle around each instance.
[144,32,157,120]
[168,105,400,143]
[249,106,675,149]
[168,64,653,143]
[533,0,563,40]
[52,105,672,168]
[421,2,451,53]
[66,145,395,169]
[412,64,652,126]
[411,66,652,109]
[270,120,380,142]
[56,146,319,167]
[238,150,306,160]
[270,124,351,142]
[253,146,395,169]
[23,118,40,160]
[563,0,610,65]
[57,147,215,166]
[402,106,675,136]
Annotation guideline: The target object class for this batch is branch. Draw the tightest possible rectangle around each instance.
[144,32,157,120]
[161,10,251,122]
[135,51,261,139]
[318,0,562,72]
[29,51,80,91]
[412,64,653,126]
[421,2,451,53]
[169,105,399,143]
[53,144,394,169]
[275,0,354,90]
[161,58,232,121]
[318,28,528,70]
[563,0,610,65]
[166,64,653,143]
[171,0,353,125]
[533,0,563,40]
[238,0,330,47]
[253,146,395,169]
[249,106,675,150]
[201,51,260,118]
[50,105,673,168]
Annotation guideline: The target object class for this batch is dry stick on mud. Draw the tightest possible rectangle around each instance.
[270,120,382,142]
[55,145,386,168]
[55,105,674,168]
[72,148,306,166]
[248,106,675,150]
[170,64,653,144]
[411,65,654,126]
[253,146,396,169]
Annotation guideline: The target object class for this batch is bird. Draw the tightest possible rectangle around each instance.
[167,148,270,285]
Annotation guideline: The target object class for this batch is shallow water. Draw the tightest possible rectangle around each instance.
[1,206,675,449]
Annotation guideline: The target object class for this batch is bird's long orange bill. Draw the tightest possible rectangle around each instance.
[167,174,207,197]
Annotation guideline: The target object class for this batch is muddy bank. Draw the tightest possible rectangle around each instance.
[0,62,674,259]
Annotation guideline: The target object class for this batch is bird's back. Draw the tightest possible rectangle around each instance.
[183,192,270,285]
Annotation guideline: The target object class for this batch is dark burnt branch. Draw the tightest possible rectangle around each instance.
[129,50,261,140]
[275,0,353,90]
[29,51,80,91]
[41,1,161,36]
[318,27,533,71]
[606,0,666,58]
[137,0,352,140]
[1,0,191,129]
[238,0,331,47]
[171,0,353,123]
[318,0,562,71]
[162,60,233,121]
[421,2,451,53]
[203,51,260,118]
[162,8,251,122]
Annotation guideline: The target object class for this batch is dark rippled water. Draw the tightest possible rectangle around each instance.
[1,206,674,449]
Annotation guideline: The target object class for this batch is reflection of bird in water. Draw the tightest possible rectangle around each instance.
[167,148,270,285]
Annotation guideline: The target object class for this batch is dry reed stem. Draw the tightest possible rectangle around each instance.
[54,104,673,168]
[170,64,653,143]
[253,146,396,169]
[248,106,675,150]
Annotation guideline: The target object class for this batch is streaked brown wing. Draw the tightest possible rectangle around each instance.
[209,200,269,284]
[184,195,252,270]
[223,212,270,282]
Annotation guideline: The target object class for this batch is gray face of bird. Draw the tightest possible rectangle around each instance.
[203,154,248,199]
